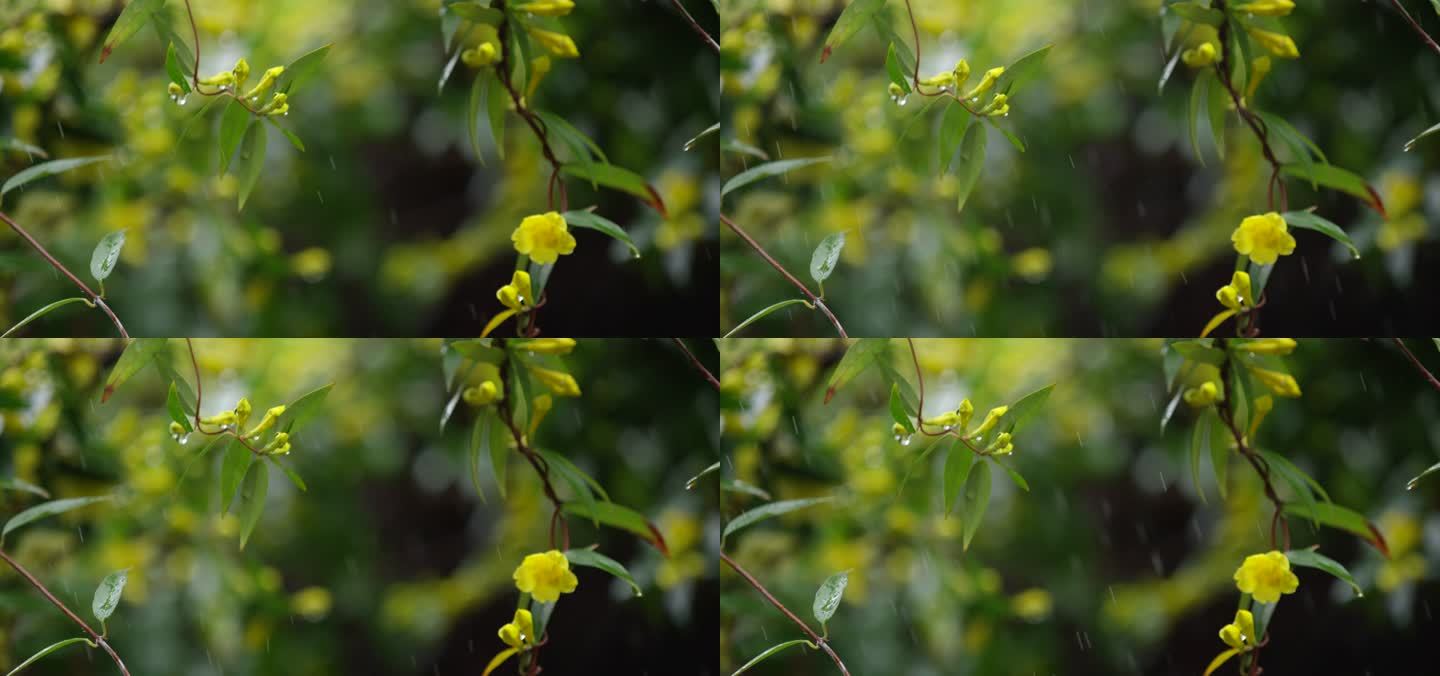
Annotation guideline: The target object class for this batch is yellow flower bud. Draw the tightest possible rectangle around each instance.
[168,82,184,98]
[264,431,291,455]
[961,66,1004,100]
[1247,365,1301,398]
[528,393,553,437]
[243,65,284,100]
[169,421,186,436]
[463,41,500,68]
[517,338,576,355]
[528,365,581,397]
[1181,41,1219,68]
[919,70,955,89]
[1233,338,1296,356]
[247,405,286,439]
[1235,0,1295,17]
[527,27,579,59]
[1247,395,1274,438]
[1245,56,1272,102]
[1183,380,1221,407]
[200,410,238,428]
[516,0,575,17]
[232,58,251,89]
[970,405,1008,438]
[1246,27,1299,59]
[525,55,552,102]
[198,70,235,89]
[951,59,971,89]
[957,399,974,433]
[464,380,500,406]
[235,398,252,429]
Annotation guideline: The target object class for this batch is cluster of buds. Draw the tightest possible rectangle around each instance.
[891,398,1017,456]
[891,59,1008,116]
[176,58,290,116]
[172,397,291,455]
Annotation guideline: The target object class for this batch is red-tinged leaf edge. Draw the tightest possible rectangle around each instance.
[645,519,670,557]
[102,384,116,403]
[1364,183,1387,220]
[821,45,833,63]
[825,386,838,404]
[100,44,114,63]
[1365,519,1390,558]
[644,183,668,218]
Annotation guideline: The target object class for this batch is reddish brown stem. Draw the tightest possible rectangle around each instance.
[1,210,129,339]
[669,0,719,53]
[720,551,850,676]
[1393,338,1440,393]
[1390,0,1440,57]
[182,338,269,456]
[720,213,847,338]
[672,339,720,390]
[0,549,130,676]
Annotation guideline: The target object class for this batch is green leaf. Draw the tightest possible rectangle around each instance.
[2,297,93,339]
[238,460,268,549]
[730,640,817,676]
[724,299,813,338]
[1189,70,1209,166]
[448,2,504,23]
[268,119,305,152]
[536,111,609,164]
[961,461,992,550]
[563,501,669,554]
[0,137,48,158]
[467,71,489,165]
[564,548,643,597]
[486,71,508,160]
[91,569,127,623]
[1206,70,1227,160]
[1168,1,1224,25]
[884,43,910,94]
[995,458,1030,492]
[684,122,721,152]
[820,0,887,63]
[824,338,886,403]
[167,382,192,433]
[939,102,972,172]
[1209,411,1230,500]
[1190,410,1212,503]
[985,118,1026,153]
[1285,548,1362,596]
[149,7,194,76]
[488,414,509,499]
[722,497,836,540]
[89,230,126,282]
[812,570,849,627]
[101,338,168,403]
[278,44,331,94]
[686,462,721,490]
[722,138,770,160]
[1171,339,1226,365]
[954,121,987,213]
[1261,450,1331,524]
[539,448,611,526]
[1000,383,1054,436]
[997,44,1052,95]
[438,49,461,94]
[5,637,96,676]
[562,162,667,215]
[468,414,491,503]
[0,478,49,499]
[1,155,112,205]
[1281,164,1385,217]
[220,441,253,513]
[218,100,251,174]
[943,440,974,515]
[1256,111,1328,165]
[165,42,191,94]
[1405,120,1440,152]
[99,0,165,63]
[563,210,640,258]
[267,456,307,492]
[1284,502,1389,556]
[277,383,332,436]
[2,496,113,545]
[721,479,772,500]
[1281,210,1358,259]
[889,383,915,435]
[809,232,845,284]
[1407,460,1440,490]
[721,157,832,199]
[237,121,267,210]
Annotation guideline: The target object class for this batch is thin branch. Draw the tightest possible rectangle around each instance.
[1390,0,1440,57]
[669,0,719,53]
[0,549,130,676]
[672,338,720,390]
[1,210,129,339]
[720,551,851,676]
[1393,338,1440,393]
[495,341,569,551]
[720,213,847,338]
[1215,344,1289,552]
[180,0,263,114]
[182,338,269,456]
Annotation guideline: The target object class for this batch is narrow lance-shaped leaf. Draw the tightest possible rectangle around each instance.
[563,501,670,555]
[820,0,888,63]
[278,44,332,94]
[101,338,168,403]
[99,0,165,63]
[730,640,817,676]
[1,156,112,205]
[218,101,251,173]
[824,338,886,403]
[686,462,721,490]
[961,461,992,551]
[954,122,987,213]
[724,299,813,338]
[885,42,910,94]
[889,382,915,435]
[1284,502,1390,557]
[2,495,113,545]
[167,382,192,433]
[6,638,97,676]
[238,461,269,549]
[564,548,643,597]
[237,121,268,210]
[2,298,94,339]
[562,162,667,215]
[485,71,508,160]
[722,497,836,540]
[996,44,1052,95]
[277,383,333,435]
[0,477,49,498]
[721,157,832,199]
[1281,164,1386,218]
[1285,548,1362,596]
[1281,210,1359,259]
[220,441,254,512]
[943,441,974,515]
[563,210,640,259]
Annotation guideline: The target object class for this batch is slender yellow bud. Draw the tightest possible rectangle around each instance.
[961,67,1004,100]
[970,405,1008,438]
[464,380,500,406]
[243,66,284,100]
[518,338,576,355]
[247,405,286,439]
[527,27,579,59]
[1235,0,1295,17]
[463,42,500,68]
[957,399,974,433]
[1246,27,1299,59]
[235,398,253,429]
[516,0,575,16]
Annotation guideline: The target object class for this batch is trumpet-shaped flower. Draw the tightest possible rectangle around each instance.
[247,405,285,439]
[1182,42,1219,68]
[1232,212,1296,265]
[528,365,581,397]
[513,550,579,603]
[1234,550,1299,603]
[498,608,535,649]
[1218,609,1256,650]
[1184,380,1221,407]
[512,212,577,264]
[483,271,534,338]
[1246,26,1300,59]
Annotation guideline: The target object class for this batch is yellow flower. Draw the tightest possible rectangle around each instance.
[483,271,534,338]
[1247,394,1274,438]
[528,27,579,59]
[1184,380,1221,407]
[464,380,500,406]
[1245,56,1272,102]
[525,55,552,102]
[528,394,553,436]
[1233,338,1296,355]
[1247,365,1302,398]
[1233,550,1299,603]
[1218,609,1256,650]
[1207,270,1253,336]
[1182,42,1219,68]
[1246,26,1299,59]
[516,0,574,16]
[498,608,535,649]
[528,365,581,397]
[970,405,1007,438]
[513,550,579,603]
[987,432,1014,456]
[517,338,576,355]
[1232,212,1296,265]
[512,212,577,264]
[463,42,499,68]
[1235,0,1295,17]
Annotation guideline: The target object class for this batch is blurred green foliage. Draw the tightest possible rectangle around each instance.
[1,0,718,336]
[720,0,1440,336]
[0,337,718,674]
[720,338,1440,674]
